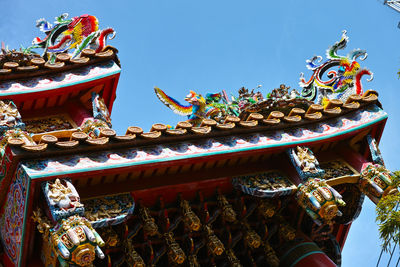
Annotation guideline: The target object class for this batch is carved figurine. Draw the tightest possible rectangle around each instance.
[47,179,83,210]
[367,135,385,166]
[80,118,111,138]
[0,128,35,155]
[268,84,299,101]
[164,232,186,265]
[43,178,84,221]
[217,194,237,223]
[139,206,159,237]
[289,146,324,180]
[32,209,57,266]
[0,100,23,129]
[92,93,112,127]
[32,213,105,267]
[293,146,318,173]
[204,225,225,256]
[233,86,264,111]
[359,163,398,204]
[296,178,345,225]
[123,239,145,267]
[181,199,201,232]
[258,199,277,219]
[154,87,220,126]
[242,223,261,249]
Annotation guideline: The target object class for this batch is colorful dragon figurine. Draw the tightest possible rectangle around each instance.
[26,13,115,60]
[299,31,373,104]
[154,87,220,125]
[206,91,240,117]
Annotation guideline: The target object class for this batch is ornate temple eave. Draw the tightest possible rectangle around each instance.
[17,103,386,179]
[0,59,120,112]
[0,59,120,97]
[0,47,119,83]
[4,97,385,154]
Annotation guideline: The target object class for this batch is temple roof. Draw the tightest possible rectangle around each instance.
[0,47,119,83]
[20,102,386,179]
[5,90,382,154]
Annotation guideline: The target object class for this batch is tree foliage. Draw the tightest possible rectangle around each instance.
[376,171,400,252]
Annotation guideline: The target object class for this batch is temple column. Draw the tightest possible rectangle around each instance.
[280,240,337,267]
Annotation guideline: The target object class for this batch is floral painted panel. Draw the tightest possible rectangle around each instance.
[0,165,29,266]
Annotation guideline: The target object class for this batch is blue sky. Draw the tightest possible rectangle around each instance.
[1,0,400,266]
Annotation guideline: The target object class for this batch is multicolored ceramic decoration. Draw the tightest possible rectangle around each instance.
[26,13,115,60]
[24,115,74,134]
[82,193,135,228]
[299,31,373,104]
[155,85,309,124]
[296,178,345,225]
[206,91,240,117]
[0,128,35,155]
[42,178,84,222]
[49,215,105,267]
[155,87,221,126]
[359,164,398,204]
[92,92,112,127]
[288,146,324,181]
[366,135,384,166]
[268,84,299,101]
[0,100,24,133]
[0,100,28,154]
[232,171,297,198]
[80,119,111,138]
[233,86,264,111]
[319,160,358,180]
[32,210,105,267]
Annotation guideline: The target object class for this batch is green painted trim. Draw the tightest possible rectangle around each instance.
[0,62,121,96]
[290,251,325,267]
[26,111,388,179]
[18,167,31,266]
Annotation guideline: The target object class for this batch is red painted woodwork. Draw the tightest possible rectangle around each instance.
[294,252,337,267]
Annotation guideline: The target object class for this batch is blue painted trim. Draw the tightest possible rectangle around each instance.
[25,111,388,179]
[0,61,121,97]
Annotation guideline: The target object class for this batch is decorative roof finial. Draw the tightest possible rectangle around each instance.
[299,31,373,104]
[26,14,115,61]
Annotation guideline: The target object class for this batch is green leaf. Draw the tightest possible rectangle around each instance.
[376,171,400,252]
